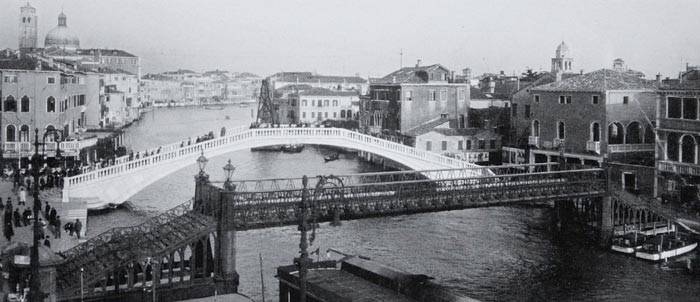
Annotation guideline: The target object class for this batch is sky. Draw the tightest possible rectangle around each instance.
[1,0,699,78]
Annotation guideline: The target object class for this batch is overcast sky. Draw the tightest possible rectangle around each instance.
[1,0,699,78]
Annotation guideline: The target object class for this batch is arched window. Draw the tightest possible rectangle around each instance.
[667,133,680,161]
[20,96,30,112]
[47,96,56,112]
[557,121,565,139]
[590,122,600,142]
[532,120,540,137]
[4,96,17,112]
[608,122,624,144]
[644,125,654,144]
[5,125,16,142]
[346,109,352,119]
[19,125,29,142]
[626,121,642,144]
[681,135,697,164]
[46,125,57,142]
[340,110,346,118]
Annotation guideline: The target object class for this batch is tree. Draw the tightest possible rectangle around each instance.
[520,69,540,82]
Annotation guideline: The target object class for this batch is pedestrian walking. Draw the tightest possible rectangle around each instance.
[5,197,12,213]
[18,186,26,206]
[49,208,57,225]
[22,208,31,226]
[0,197,4,211]
[43,236,50,248]
[13,209,21,228]
[74,219,82,239]
[44,202,50,219]
[3,221,13,241]
[54,215,62,238]
[64,222,73,236]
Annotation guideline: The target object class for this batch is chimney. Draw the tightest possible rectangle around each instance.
[416,59,422,67]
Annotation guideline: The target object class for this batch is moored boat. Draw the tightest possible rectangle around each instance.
[281,144,304,153]
[324,153,339,162]
[611,232,646,254]
[634,233,697,261]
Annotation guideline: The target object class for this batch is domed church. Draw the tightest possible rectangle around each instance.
[44,12,80,51]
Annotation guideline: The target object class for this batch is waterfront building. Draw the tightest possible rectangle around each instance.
[269,71,368,94]
[514,68,658,169]
[140,74,184,107]
[655,64,700,201]
[412,120,501,164]
[358,62,469,138]
[298,87,359,124]
[0,58,101,159]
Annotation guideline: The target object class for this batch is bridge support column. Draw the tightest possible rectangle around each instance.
[599,196,613,247]
[215,183,240,295]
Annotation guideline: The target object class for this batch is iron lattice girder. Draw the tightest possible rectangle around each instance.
[228,169,607,230]
[56,200,217,297]
[223,163,562,193]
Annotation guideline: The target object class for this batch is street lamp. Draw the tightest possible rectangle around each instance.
[196,149,208,177]
[223,159,235,191]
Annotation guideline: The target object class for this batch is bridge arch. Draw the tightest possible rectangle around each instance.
[63,127,480,208]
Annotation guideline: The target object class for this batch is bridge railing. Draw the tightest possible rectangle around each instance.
[215,162,562,192]
[63,127,477,188]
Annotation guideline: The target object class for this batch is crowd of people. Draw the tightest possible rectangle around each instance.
[1,193,83,246]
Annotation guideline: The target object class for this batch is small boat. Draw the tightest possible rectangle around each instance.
[281,144,304,153]
[611,232,646,254]
[634,233,697,261]
[204,104,225,110]
[614,222,676,236]
[324,153,339,162]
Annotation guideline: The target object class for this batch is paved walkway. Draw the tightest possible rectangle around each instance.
[0,181,84,253]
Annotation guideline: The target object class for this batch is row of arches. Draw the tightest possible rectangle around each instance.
[5,125,58,142]
[3,95,59,113]
[666,133,698,164]
[530,120,654,144]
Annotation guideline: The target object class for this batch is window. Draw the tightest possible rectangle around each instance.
[19,125,29,142]
[48,77,55,84]
[458,89,465,101]
[683,98,698,120]
[440,113,448,119]
[532,120,540,136]
[681,135,697,164]
[623,96,629,104]
[340,110,346,118]
[566,96,572,104]
[592,95,599,104]
[332,100,338,106]
[441,141,447,151]
[317,100,322,107]
[20,96,29,112]
[5,125,16,142]
[346,110,352,119]
[478,139,485,149]
[311,112,315,118]
[440,89,447,101]
[333,112,337,118]
[458,141,463,150]
[668,97,682,118]
[317,112,322,121]
[430,90,437,101]
[426,141,432,151]
[3,96,17,112]
[79,95,86,106]
[559,96,565,104]
[302,112,306,118]
[3,75,17,83]
[302,99,307,106]
[512,103,518,117]
[324,112,328,118]
[534,95,540,103]
[525,105,531,118]
[324,100,329,106]
[557,121,566,139]
[591,122,600,142]
[311,100,315,107]
[405,90,413,101]
[466,140,472,150]
[490,140,496,149]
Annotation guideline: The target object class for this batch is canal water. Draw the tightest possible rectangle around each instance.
[87,106,700,302]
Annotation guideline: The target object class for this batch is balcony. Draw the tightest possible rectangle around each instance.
[658,118,700,133]
[528,136,540,148]
[607,143,654,153]
[586,141,601,154]
[2,139,97,158]
[658,160,700,176]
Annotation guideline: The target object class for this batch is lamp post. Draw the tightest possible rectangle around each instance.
[222,159,235,191]
[29,127,63,302]
[196,149,208,181]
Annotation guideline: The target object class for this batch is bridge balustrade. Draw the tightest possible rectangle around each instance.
[64,127,479,189]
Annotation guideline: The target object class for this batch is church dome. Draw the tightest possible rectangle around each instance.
[44,12,80,51]
[555,41,569,58]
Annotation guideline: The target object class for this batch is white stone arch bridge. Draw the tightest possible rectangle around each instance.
[63,127,488,209]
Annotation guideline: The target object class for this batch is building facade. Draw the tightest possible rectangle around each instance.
[414,122,501,164]
[269,72,368,94]
[655,66,700,201]
[359,63,469,136]
[298,88,359,124]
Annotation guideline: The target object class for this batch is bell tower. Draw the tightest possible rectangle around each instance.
[551,41,573,74]
[19,2,38,50]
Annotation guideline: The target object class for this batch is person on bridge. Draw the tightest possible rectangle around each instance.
[54,215,62,238]
[18,187,26,206]
[3,219,13,241]
[74,219,82,239]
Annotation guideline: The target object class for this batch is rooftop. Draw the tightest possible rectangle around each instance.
[428,127,497,137]
[374,64,450,84]
[532,69,657,92]
[272,71,367,84]
[404,117,450,136]
[299,87,360,96]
